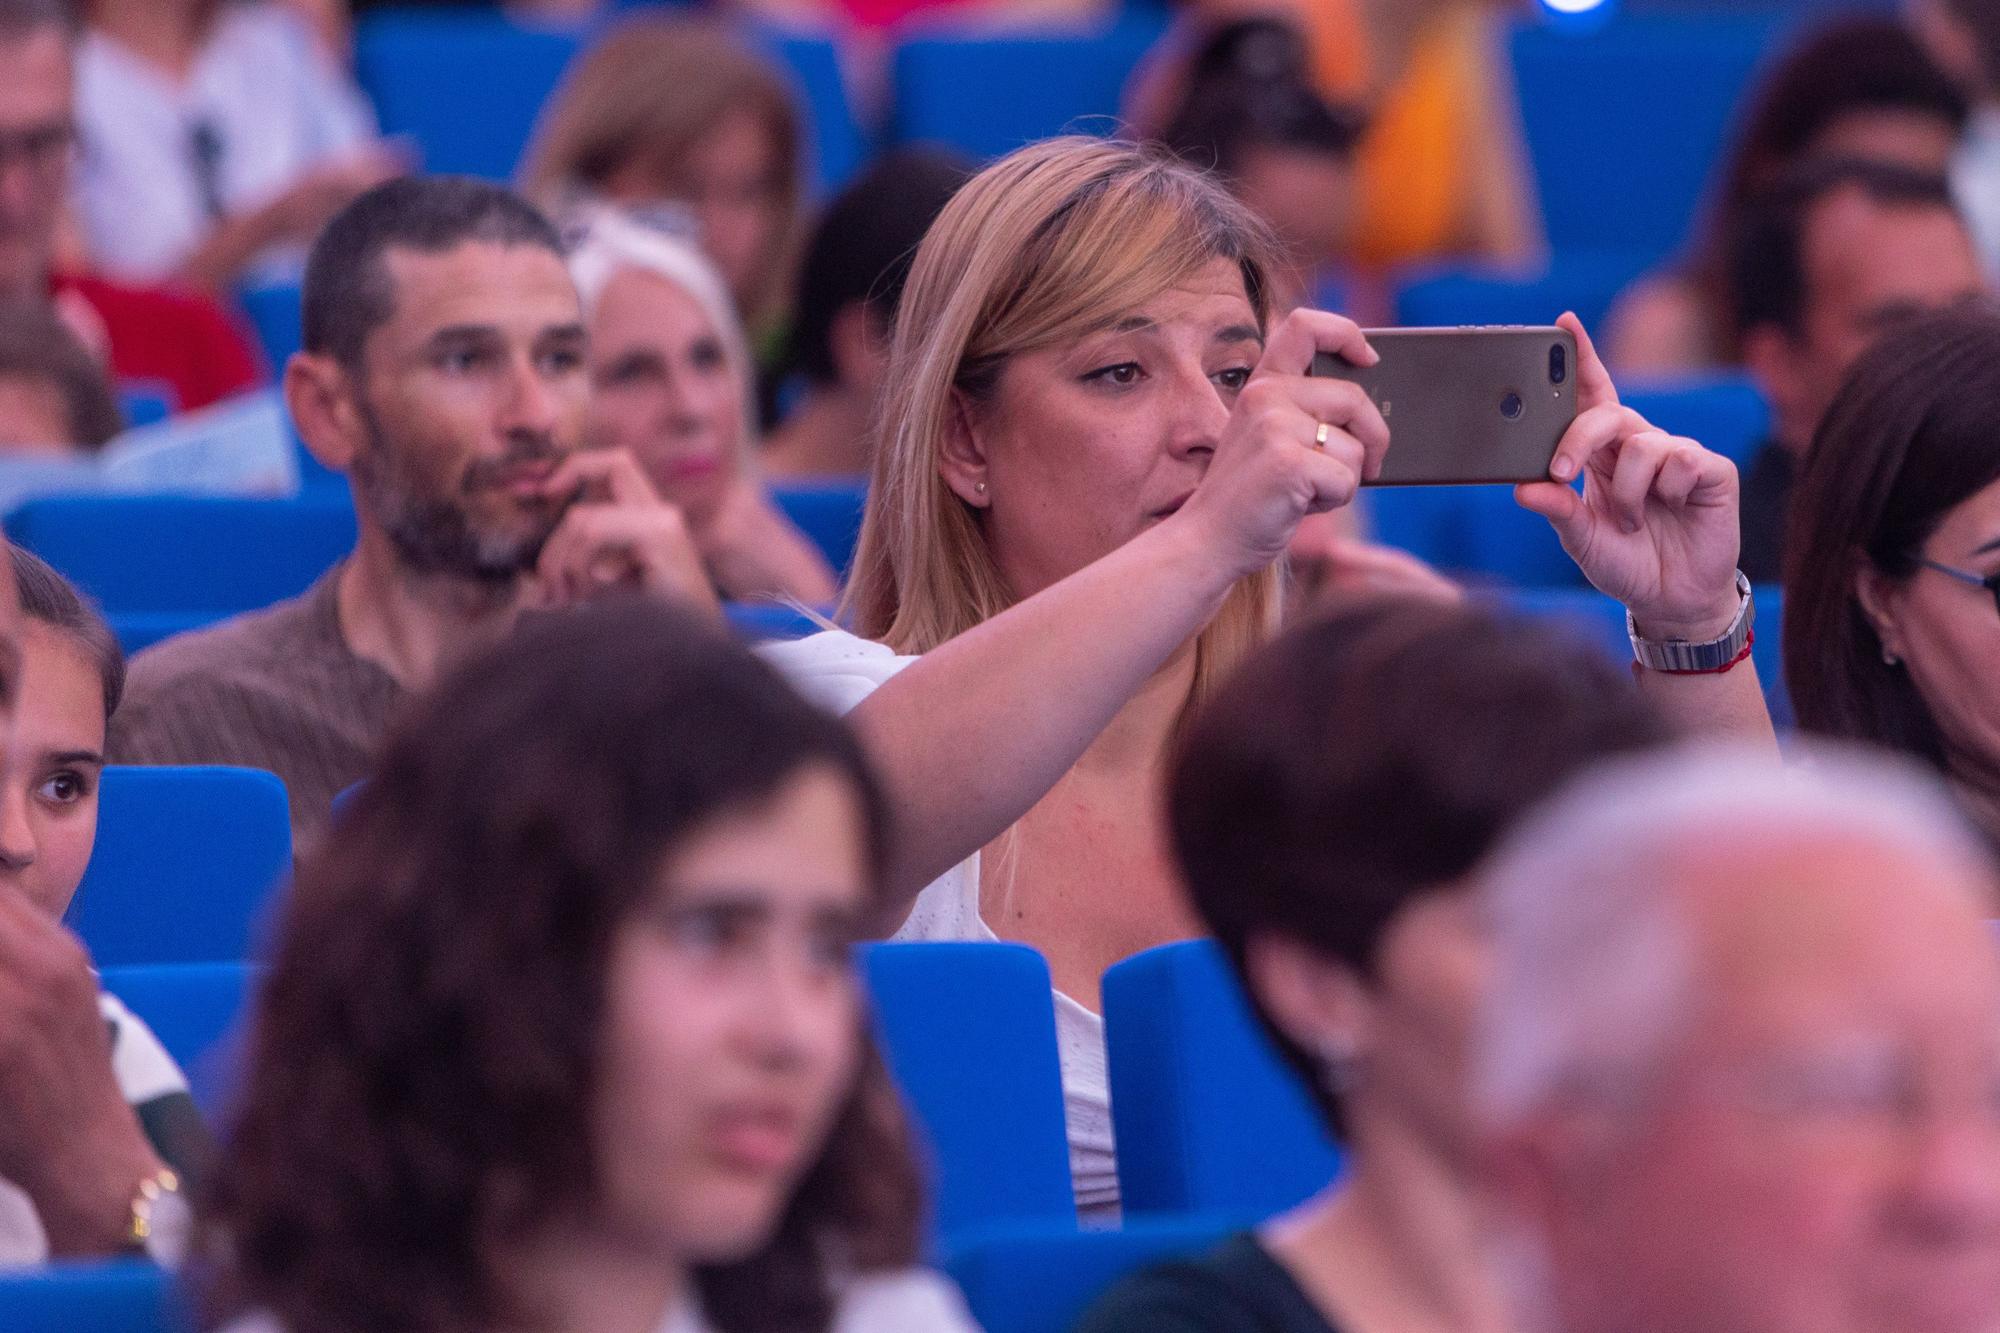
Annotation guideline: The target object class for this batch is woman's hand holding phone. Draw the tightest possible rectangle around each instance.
[1177,308,1390,582]
[1515,314,1744,642]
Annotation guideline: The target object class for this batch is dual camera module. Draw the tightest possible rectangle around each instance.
[1501,341,1568,422]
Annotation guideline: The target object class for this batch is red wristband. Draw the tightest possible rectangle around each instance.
[1632,627,1754,678]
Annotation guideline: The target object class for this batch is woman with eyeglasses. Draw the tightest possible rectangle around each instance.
[1784,301,2000,850]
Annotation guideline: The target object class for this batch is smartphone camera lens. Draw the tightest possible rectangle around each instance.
[1549,343,1568,386]
[1500,391,1525,421]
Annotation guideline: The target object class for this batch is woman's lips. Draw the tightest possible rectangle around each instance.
[708,1102,806,1175]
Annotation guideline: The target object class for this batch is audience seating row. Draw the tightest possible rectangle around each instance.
[352,5,1779,270]
[7,934,1324,1330]
[5,479,868,650]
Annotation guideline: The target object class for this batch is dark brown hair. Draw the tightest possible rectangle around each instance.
[1687,17,1966,355]
[7,543,122,717]
[1784,302,2000,765]
[0,299,122,449]
[1169,595,1675,1136]
[200,598,923,1333]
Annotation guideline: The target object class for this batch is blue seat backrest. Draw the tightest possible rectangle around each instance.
[769,478,867,577]
[116,381,177,429]
[67,767,293,967]
[943,1216,1236,1333]
[6,493,356,616]
[1510,15,1786,266]
[0,1261,189,1333]
[357,10,864,196]
[888,14,1167,160]
[1621,374,1772,470]
[723,601,830,642]
[1103,940,1342,1218]
[1393,248,1653,337]
[356,10,584,181]
[99,962,258,1120]
[862,942,1075,1240]
[235,281,303,374]
[1500,584,1789,716]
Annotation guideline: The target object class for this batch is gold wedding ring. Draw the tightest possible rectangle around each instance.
[1314,421,1332,449]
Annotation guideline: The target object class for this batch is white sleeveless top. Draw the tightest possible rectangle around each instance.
[762,630,1119,1222]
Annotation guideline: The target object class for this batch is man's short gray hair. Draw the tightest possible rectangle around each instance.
[1475,742,1995,1133]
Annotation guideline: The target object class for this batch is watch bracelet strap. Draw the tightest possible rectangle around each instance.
[1627,572,1755,673]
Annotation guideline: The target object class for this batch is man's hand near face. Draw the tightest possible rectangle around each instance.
[0,888,163,1258]
[530,449,723,618]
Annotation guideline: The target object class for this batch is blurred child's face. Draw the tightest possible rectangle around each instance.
[0,621,103,918]
[590,764,870,1264]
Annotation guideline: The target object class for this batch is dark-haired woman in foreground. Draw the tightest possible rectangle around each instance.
[1784,301,2000,850]
[1080,596,1675,1332]
[202,599,975,1333]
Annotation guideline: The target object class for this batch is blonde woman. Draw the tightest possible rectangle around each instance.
[569,209,837,605]
[766,138,1769,1219]
[522,15,802,337]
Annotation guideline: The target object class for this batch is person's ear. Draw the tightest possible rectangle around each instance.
[1741,323,1811,451]
[936,387,992,509]
[284,351,368,476]
[1242,932,1374,1077]
[1854,554,1913,666]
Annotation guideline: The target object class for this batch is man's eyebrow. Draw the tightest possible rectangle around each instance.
[539,322,589,344]
[423,324,502,348]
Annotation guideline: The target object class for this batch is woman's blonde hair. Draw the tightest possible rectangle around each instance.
[519,15,802,326]
[846,136,1284,713]
[566,206,759,478]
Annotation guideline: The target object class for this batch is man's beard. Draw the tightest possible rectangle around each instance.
[350,403,572,586]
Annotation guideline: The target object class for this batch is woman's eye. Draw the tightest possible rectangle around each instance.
[1213,366,1252,392]
[1085,363,1143,387]
[38,772,87,804]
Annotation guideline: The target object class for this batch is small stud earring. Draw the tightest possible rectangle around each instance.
[1882,646,1902,667]
[975,481,987,494]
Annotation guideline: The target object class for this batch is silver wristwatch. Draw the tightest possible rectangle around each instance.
[1627,571,1755,673]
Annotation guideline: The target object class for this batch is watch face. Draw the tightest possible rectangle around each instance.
[143,1185,193,1269]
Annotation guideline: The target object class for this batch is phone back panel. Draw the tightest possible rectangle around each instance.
[1311,327,1578,486]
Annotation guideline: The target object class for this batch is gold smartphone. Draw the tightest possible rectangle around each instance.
[1310,326,1579,486]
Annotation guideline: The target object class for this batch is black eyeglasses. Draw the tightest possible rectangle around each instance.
[1917,558,2000,616]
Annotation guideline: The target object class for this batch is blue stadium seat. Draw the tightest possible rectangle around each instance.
[943,1216,1236,1333]
[356,10,865,195]
[862,942,1075,1240]
[1501,584,1789,718]
[236,280,302,374]
[723,601,829,641]
[66,768,293,967]
[356,10,584,181]
[1622,374,1772,470]
[1392,249,1653,337]
[0,1262,188,1333]
[1102,940,1342,1219]
[759,30,872,195]
[99,963,258,1120]
[6,493,356,616]
[770,478,867,577]
[1509,15,1785,267]
[116,381,177,429]
[888,13,1167,160]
